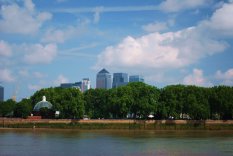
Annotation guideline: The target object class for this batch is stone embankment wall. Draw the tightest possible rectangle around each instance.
[0,118,233,125]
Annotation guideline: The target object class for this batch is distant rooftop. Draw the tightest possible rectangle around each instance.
[98,68,110,74]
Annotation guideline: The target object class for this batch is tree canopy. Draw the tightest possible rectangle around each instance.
[0,83,232,120]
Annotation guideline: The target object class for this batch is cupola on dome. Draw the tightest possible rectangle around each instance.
[33,96,53,111]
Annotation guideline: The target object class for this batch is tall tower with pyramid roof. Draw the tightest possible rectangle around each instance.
[96,68,112,89]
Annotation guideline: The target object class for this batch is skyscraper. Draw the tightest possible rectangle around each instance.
[112,73,128,88]
[96,68,112,89]
[129,75,144,83]
[0,85,4,102]
[81,78,91,92]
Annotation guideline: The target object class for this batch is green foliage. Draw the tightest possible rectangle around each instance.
[1,83,233,120]
[108,86,133,118]
[84,82,160,119]
[31,87,84,119]
[210,86,233,119]
[127,82,160,119]
[158,85,186,119]
[84,88,109,119]
[14,98,32,118]
[0,99,16,117]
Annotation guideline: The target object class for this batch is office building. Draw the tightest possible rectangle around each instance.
[0,85,3,102]
[81,78,91,92]
[96,68,112,89]
[60,83,79,89]
[112,73,128,88]
[129,75,144,83]
[60,79,91,92]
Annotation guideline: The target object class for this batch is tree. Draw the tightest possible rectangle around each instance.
[212,86,233,119]
[53,88,84,119]
[158,85,186,119]
[127,82,160,119]
[0,99,16,117]
[30,87,84,119]
[108,86,133,118]
[84,88,109,119]
[183,86,210,120]
[14,98,32,118]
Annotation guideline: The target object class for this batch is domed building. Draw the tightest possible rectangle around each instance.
[33,96,53,112]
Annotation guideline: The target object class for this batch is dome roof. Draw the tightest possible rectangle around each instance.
[33,96,52,111]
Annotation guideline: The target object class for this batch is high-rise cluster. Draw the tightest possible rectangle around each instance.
[60,78,91,92]
[59,68,144,91]
[96,68,144,89]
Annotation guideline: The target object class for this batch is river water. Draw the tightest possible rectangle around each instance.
[0,129,232,156]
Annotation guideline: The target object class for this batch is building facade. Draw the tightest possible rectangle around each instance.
[60,83,80,89]
[0,85,3,102]
[96,68,112,89]
[129,75,144,83]
[81,78,91,92]
[112,73,128,88]
[60,79,91,92]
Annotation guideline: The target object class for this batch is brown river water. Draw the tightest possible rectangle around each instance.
[0,129,232,156]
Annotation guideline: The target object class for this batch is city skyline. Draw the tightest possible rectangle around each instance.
[1,0,233,100]
[60,69,144,91]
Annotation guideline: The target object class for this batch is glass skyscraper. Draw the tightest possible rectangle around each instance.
[112,73,128,88]
[81,78,91,92]
[96,68,112,89]
[129,75,144,83]
[0,85,4,102]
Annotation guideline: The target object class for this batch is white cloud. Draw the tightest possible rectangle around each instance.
[18,70,46,79]
[159,0,211,12]
[53,1,210,15]
[28,84,42,91]
[59,43,98,58]
[41,21,88,43]
[18,69,29,77]
[0,68,15,82]
[23,43,57,64]
[0,0,52,34]
[95,2,232,73]
[93,7,103,23]
[24,0,34,12]
[33,72,46,79]
[142,22,168,33]
[95,27,227,70]
[0,40,12,57]
[183,68,212,86]
[200,2,233,36]
[52,5,158,14]
[215,68,233,85]
[41,29,66,43]
[53,74,69,86]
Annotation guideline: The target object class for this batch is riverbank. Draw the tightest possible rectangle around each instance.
[0,118,233,130]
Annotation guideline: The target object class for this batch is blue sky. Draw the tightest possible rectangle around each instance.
[0,0,233,101]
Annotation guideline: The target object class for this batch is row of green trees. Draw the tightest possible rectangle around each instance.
[0,82,232,120]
